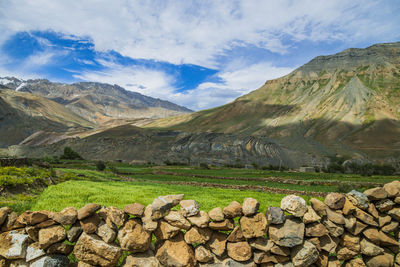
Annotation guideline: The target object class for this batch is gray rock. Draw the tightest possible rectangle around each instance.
[269,217,304,247]
[266,206,286,224]
[0,230,29,259]
[151,194,184,219]
[67,223,83,242]
[30,254,69,267]
[347,190,369,210]
[280,195,307,217]
[180,200,200,217]
[26,243,45,262]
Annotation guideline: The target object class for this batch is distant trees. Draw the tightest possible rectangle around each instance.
[96,161,106,171]
[60,147,83,160]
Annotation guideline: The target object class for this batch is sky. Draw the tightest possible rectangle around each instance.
[0,1,399,110]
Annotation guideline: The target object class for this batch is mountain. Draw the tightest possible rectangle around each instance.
[0,89,94,147]
[147,42,400,160]
[0,77,192,124]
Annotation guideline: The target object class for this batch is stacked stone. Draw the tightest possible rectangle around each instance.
[0,180,399,267]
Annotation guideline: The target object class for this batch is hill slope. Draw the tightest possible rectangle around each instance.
[147,42,400,159]
[0,78,192,124]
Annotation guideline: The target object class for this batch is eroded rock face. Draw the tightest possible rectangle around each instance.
[156,234,196,267]
[74,232,122,267]
[0,231,29,259]
[118,219,151,253]
[269,217,304,247]
[280,195,307,217]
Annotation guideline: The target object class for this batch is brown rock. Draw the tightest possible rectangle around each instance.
[35,219,56,228]
[363,228,399,246]
[254,251,289,264]
[319,235,339,253]
[341,232,360,252]
[388,208,400,221]
[1,212,22,231]
[184,226,212,244]
[156,233,196,267]
[305,222,329,237]
[207,232,227,257]
[195,245,213,263]
[360,238,384,256]
[242,198,260,216]
[347,190,370,210]
[394,197,400,204]
[303,206,321,224]
[227,226,245,242]
[364,187,388,200]
[123,251,161,267]
[96,222,116,243]
[347,219,368,236]
[209,219,234,230]
[49,207,77,225]
[77,204,100,220]
[344,216,356,230]
[383,181,400,198]
[223,201,242,218]
[365,252,394,267]
[208,207,224,221]
[74,232,122,266]
[151,194,184,219]
[249,237,274,252]
[164,210,190,230]
[310,198,326,216]
[337,246,358,261]
[142,205,158,232]
[308,237,321,251]
[291,241,319,267]
[315,251,329,267]
[0,207,11,225]
[124,203,145,217]
[187,210,209,228]
[322,219,344,237]
[38,225,66,249]
[381,221,398,233]
[345,257,366,267]
[227,242,252,262]
[67,223,82,242]
[343,197,357,215]
[375,199,395,213]
[80,213,100,234]
[269,217,304,247]
[367,203,379,219]
[179,200,200,217]
[379,214,392,227]
[101,206,127,226]
[325,207,345,225]
[240,212,267,238]
[271,243,290,256]
[47,242,73,255]
[17,211,49,226]
[154,220,180,240]
[325,193,345,210]
[281,195,307,217]
[118,219,151,252]
[26,226,39,242]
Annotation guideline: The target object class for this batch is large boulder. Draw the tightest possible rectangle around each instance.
[73,232,122,267]
[0,231,29,259]
[280,195,307,217]
[240,212,267,238]
[156,234,196,267]
[269,217,304,247]
[118,219,151,252]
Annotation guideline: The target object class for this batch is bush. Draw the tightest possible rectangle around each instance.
[327,163,344,173]
[108,165,118,174]
[199,163,209,169]
[60,147,83,160]
[96,161,106,171]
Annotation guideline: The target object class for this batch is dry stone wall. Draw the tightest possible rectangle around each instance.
[1,181,400,267]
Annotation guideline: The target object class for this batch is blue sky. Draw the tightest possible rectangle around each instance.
[0,1,399,110]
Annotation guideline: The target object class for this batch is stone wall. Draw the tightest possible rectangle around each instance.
[1,181,400,267]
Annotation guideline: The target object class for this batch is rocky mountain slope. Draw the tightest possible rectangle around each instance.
[0,78,192,124]
[147,42,400,160]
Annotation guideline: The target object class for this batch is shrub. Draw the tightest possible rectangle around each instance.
[199,163,209,169]
[108,165,119,174]
[96,161,106,171]
[327,163,344,173]
[60,147,83,160]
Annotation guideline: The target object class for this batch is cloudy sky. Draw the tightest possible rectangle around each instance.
[0,1,399,110]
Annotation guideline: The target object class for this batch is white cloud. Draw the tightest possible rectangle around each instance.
[0,0,398,68]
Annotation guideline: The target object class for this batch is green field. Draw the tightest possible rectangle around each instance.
[0,161,399,213]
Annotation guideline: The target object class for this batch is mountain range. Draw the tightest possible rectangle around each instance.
[2,42,400,167]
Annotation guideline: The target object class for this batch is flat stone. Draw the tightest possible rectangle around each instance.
[49,207,77,225]
[96,221,116,243]
[195,245,213,263]
[184,227,212,244]
[227,242,252,262]
[290,241,319,267]
[379,214,392,227]
[118,219,151,252]
[383,181,400,198]
[156,233,196,267]
[303,206,321,224]
[363,228,399,246]
[249,237,274,252]
[364,187,388,200]
[164,210,191,230]
[266,207,286,224]
[360,238,384,256]
[180,200,200,217]
[337,246,358,261]
[240,212,267,238]
[281,195,307,217]
[26,242,45,262]
[325,193,345,209]
[151,194,184,220]
[242,198,259,216]
[77,204,101,220]
[388,207,400,221]
[381,221,399,233]
[74,232,122,266]
[347,190,369,210]
[269,217,304,247]
[38,225,66,249]
[124,203,145,217]
[310,198,326,216]
[365,252,394,267]
[154,220,180,240]
[305,222,329,237]
[207,232,227,257]
[325,207,345,225]
[223,201,242,218]
[17,211,49,226]
[208,207,224,221]
[187,210,209,228]
[209,219,234,231]
[254,251,289,264]
[0,231,29,259]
